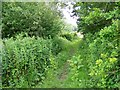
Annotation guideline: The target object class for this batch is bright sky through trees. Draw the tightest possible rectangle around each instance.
[61,2,78,27]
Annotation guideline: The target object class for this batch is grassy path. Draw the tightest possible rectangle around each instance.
[36,39,89,88]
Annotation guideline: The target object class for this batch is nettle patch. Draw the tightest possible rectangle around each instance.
[2,36,52,88]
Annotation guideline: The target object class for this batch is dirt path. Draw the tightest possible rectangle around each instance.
[58,61,70,80]
[58,41,80,81]
[38,39,83,88]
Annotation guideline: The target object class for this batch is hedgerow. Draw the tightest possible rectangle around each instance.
[2,35,52,87]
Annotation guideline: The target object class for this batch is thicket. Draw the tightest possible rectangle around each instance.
[69,20,120,88]
[2,2,63,38]
[70,2,120,88]
[73,2,119,34]
[2,35,53,87]
[1,1,120,88]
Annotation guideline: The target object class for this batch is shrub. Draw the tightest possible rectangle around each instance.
[2,36,52,88]
[61,33,73,41]
[51,36,71,55]
[86,20,119,88]
[67,20,120,88]
[88,41,119,87]
[2,2,63,38]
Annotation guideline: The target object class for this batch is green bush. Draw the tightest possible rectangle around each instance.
[73,2,118,34]
[0,39,2,88]
[68,55,87,87]
[73,2,119,87]
[2,36,52,88]
[87,20,119,88]
[61,33,73,41]
[2,2,63,38]
[51,36,71,55]
[60,32,80,41]
[88,20,120,88]
[66,20,120,88]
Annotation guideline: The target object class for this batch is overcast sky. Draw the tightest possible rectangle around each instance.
[60,2,78,27]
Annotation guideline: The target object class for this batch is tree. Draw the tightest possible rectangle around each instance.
[73,2,119,34]
[2,2,64,38]
[72,2,120,88]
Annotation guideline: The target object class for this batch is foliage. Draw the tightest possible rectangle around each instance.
[68,55,88,88]
[36,38,83,88]
[2,35,52,88]
[61,33,74,41]
[71,2,120,88]
[1,1,120,88]
[0,39,2,88]
[70,20,120,88]
[51,36,71,55]
[87,20,120,88]
[73,2,119,34]
[2,2,63,38]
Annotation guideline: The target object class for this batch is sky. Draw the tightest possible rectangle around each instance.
[60,2,83,38]
[60,2,78,27]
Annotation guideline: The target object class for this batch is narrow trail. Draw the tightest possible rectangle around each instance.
[58,61,70,80]
[38,39,89,88]
[58,40,80,81]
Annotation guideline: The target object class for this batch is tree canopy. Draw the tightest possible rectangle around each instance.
[73,2,120,34]
[2,2,64,38]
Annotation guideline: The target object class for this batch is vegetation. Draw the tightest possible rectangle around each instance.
[2,2,63,38]
[1,1,120,89]
[2,34,52,87]
[73,2,120,88]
